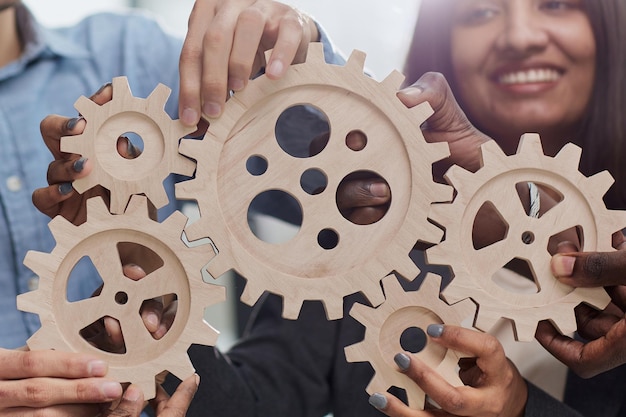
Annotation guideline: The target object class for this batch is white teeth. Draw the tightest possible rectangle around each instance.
[498,69,560,84]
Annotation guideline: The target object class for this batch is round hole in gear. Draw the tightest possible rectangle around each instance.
[119,132,144,159]
[337,170,391,225]
[115,291,129,305]
[301,169,327,195]
[400,326,427,353]
[246,155,268,176]
[318,229,339,250]
[248,190,303,244]
[346,130,367,151]
[275,104,330,158]
[522,231,535,244]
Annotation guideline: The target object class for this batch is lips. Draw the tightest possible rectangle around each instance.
[497,68,561,85]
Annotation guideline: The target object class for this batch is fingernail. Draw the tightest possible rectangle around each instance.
[427,323,444,338]
[73,157,87,172]
[125,139,138,158]
[368,393,387,410]
[102,382,123,399]
[267,60,284,77]
[202,102,221,118]
[552,254,575,277]
[66,117,83,131]
[181,108,199,126]
[87,360,107,376]
[369,182,389,198]
[122,385,141,401]
[95,82,112,95]
[229,78,245,91]
[398,85,424,97]
[394,352,410,371]
[146,312,159,329]
[58,182,73,195]
[194,373,200,386]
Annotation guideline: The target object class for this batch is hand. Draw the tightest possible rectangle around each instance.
[369,325,527,417]
[397,72,492,177]
[178,0,320,124]
[33,83,139,225]
[101,375,199,417]
[0,348,122,416]
[535,232,626,378]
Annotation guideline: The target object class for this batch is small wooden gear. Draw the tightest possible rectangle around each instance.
[344,274,476,410]
[61,76,196,214]
[17,196,226,399]
[427,134,623,341]
[176,43,452,320]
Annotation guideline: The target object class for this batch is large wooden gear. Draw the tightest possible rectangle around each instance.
[427,134,623,341]
[175,43,452,320]
[17,195,226,399]
[344,274,476,410]
[61,76,196,214]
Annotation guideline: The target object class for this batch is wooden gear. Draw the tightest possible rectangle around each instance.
[175,43,452,320]
[61,76,197,214]
[427,134,622,341]
[17,195,225,399]
[344,274,476,410]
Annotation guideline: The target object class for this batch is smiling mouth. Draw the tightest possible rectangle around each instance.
[498,69,561,85]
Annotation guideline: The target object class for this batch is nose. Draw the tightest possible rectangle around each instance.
[495,8,549,56]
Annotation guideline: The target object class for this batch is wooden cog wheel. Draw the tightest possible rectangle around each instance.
[176,43,452,320]
[17,196,225,399]
[427,134,623,341]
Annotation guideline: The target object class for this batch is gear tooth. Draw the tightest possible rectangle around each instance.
[587,170,615,197]
[178,138,204,161]
[343,342,364,363]
[173,153,197,178]
[419,273,443,296]
[16,290,43,314]
[360,280,386,308]
[453,298,478,321]
[405,389,427,411]
[165,352,196,381]
[195,322,221,346]
[381,274,404,299]
[517,132,543,155]
[112,76,132,100]
[205,254,232,280]
[86,195,112,218]
[428,141,451,163]
[433,182,454,203]
[440,281,469,304]
[147,83,172,109]
[428,202,454,226]
[60,134,84,155]
[174,180,195,203]
[554,141,583,166]
[282,296,304,320]
[409,101,434,124]
[394,256,421,282]
[125,195,148,215]
[145,184,170,210]
[26,329,50,348]
[512,318,542,342]
[305,42,325,63]
[47,216,75,242]
[478,140,506,167]
[473,308,501,333]
[420,221,445,246]
[239,280,265,307]
[349,302,373,326]
[322,299,344,321]
[345,49,367,72]
[109,193,129,215]
[578,287,611,310]
[73,95,99,117]
[443,164,471,189]
[381,70,405,90]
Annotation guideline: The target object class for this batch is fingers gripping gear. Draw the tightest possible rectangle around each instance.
[344,274,476,410]
[16,196,225,399]
[61,77,196,214]
[427,134,621,341]
[176,43,452,320]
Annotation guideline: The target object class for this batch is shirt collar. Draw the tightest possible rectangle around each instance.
[0,4,90,80]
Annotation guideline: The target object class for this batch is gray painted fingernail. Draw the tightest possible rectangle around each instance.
[394,352,410,371]
[369,393,387,410]
[59,182,73,195]
[73,157,87,172]
[66,116,83,130]
[427,324,444,338]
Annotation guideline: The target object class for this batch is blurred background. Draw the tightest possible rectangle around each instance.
[22,0,421,349]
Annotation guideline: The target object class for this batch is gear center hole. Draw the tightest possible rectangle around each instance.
[115,291,129,305]
[119,132,143,159]
[521,231,535,245]
[400,326,427,354]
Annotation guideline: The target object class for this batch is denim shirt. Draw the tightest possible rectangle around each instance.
[0,5,183,348]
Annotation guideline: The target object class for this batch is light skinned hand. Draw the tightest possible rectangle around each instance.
[535,232,626,377]
[178,0,319,124]
[369,325,527,417]
[0,347,122,417]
